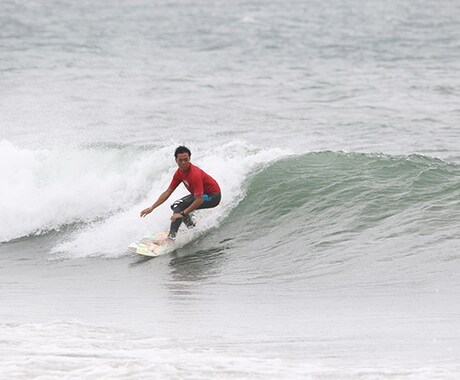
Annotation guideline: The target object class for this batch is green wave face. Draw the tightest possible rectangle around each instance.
[209,152,460,290]
[229,152,458,232]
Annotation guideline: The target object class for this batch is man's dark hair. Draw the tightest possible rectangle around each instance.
[174,146,191,158]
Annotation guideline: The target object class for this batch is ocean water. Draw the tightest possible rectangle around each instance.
[1,0,460,378]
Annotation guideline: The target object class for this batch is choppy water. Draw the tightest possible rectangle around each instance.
[1,0,460,378]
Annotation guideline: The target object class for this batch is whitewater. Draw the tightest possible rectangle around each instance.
[1,0,460,379]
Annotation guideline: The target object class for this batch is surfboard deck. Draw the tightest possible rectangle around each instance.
[128,231,174,257]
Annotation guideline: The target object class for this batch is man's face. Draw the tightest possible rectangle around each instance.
[176,152,191,171]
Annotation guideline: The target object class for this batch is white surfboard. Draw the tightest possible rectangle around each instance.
[128,231,175,257]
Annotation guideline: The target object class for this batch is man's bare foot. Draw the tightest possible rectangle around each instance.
[158,238,175,246]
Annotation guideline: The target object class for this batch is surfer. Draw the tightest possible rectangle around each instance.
[140,146,221,241]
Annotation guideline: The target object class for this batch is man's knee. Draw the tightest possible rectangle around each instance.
[170,199,183,211]
[171,195,194,212]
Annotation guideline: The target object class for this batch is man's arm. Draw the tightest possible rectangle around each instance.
[182,194,203,215]
[140,188,174,218]
[170,194,204,221]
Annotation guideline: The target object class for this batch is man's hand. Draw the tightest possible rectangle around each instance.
[170,213,183,222]
[140,206,153,218]
[140,189,174,218]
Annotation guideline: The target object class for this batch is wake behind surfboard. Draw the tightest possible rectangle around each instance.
[128,231,175,257]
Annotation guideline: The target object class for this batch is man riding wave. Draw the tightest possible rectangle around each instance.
[140,146,221,241]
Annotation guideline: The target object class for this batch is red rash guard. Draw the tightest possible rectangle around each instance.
[168,163,220,196]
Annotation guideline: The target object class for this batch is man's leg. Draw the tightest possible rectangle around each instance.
[197,193,221,210]
[168,193,221,239]
[168,195,195,239]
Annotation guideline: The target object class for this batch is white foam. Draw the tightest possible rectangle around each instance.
[0,321,318,379]
[0,140,174,242]
[1,321,457,380]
